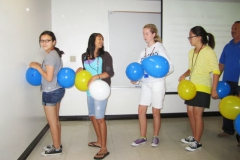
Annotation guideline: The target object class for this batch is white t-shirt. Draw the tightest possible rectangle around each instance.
[138,42,174,83]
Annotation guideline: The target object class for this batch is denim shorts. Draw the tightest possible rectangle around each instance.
[87,96,108,119]
[42,88,65,106]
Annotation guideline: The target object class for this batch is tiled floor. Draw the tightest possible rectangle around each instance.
[27,116,240,160]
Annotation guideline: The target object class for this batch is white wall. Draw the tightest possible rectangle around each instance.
[0,0,51,159]
[52,0,220,117]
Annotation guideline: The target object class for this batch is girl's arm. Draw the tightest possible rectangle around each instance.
[87,71,110,87]
[29,62,54,82]
[103,52,114,78]
[211,74,219,99]
[87,52,114,86]
[179,69,190,82]
[208,50,220,99]
[76,67,83,73]
[158,46,174,75]
[76,53,86,73]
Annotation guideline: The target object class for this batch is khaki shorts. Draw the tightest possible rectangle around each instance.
[139,81,165,109]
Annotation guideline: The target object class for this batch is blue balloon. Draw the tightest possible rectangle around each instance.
[234,114,240,135]
[26,68,41,86]
[125,62,144,81]
[57,67,75,88]
[142,55,169,78]
[217,81,230,99]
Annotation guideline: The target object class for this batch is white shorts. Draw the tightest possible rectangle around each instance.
[139,81,165,109]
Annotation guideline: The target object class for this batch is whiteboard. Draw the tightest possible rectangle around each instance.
[108,11,161,88]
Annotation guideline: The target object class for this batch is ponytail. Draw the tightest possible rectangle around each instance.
[154,35,162,43]
[190,26,215,49]
[207,33,215,49]
[54,47,64,58]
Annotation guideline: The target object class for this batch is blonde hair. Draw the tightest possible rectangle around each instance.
[143,24,162,43]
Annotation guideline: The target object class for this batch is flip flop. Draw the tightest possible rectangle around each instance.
[88,142,101,148]
[94,152,110,160]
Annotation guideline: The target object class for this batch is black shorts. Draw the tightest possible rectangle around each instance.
[184,91,210,108]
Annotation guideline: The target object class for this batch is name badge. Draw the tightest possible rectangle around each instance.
[144,73,149,78]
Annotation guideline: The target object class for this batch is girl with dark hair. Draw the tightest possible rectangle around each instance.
[76,33,114,159]
[179,26,220,151]
[29,31,65,156]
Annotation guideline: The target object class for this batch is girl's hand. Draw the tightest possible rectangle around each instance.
[76,67,83,73]
[131,81,139,84]
[178,75,185,82]
[211,89,219,99]
[29,62,41,69]
[88,75,99,87]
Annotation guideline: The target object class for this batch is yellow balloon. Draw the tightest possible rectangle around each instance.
[178,80,197,100]
[74,70,92,91]
[219,96,240,120]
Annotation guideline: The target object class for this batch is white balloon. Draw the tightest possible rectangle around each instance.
[89,80,110,101]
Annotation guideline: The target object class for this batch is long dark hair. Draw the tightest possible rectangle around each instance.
[190,26,215,49]
[39,31,64,57]
[86,33,105,60]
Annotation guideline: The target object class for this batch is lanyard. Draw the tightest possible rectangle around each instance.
[88,57,99,74]
[190,44,203,80]
[144,47,155,58]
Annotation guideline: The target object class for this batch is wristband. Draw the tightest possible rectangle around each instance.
[98,74,100,79]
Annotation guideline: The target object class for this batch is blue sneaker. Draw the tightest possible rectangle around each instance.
[151,137,159,147]
[131,137,147,146]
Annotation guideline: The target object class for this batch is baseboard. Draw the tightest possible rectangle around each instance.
[17,124,49,160]
[59,111,221,121]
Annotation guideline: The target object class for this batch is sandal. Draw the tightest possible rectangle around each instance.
[88,142,101,148]
[94,152,110,160]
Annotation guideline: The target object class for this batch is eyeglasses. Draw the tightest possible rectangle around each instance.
[187,36,198,40]
[40,40,52,43]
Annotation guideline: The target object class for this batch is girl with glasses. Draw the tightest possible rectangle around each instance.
[29,31,65,156]
[179,26,220,151]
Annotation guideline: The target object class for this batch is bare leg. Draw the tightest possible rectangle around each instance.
[152,108,161,136]
[138,105,148,137]
[89,116,102,147]
[94,118,108,158]
[187,106,196,137]
[56,103,61,145]
[44,105,61,148]
[193,107,205,142]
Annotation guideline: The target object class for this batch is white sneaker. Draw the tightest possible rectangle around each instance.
[186,141,202,151]
[41,147,62,156]
[181,136,195,144]
[43,144,62,151]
